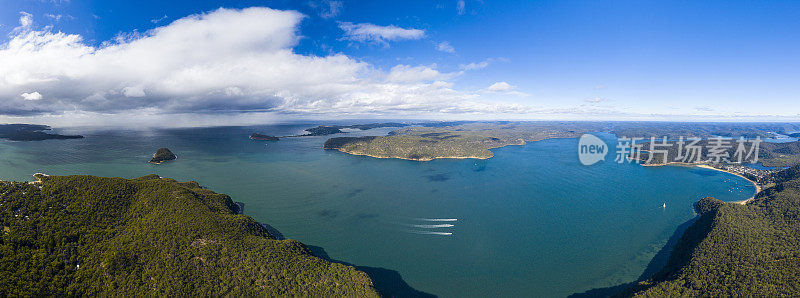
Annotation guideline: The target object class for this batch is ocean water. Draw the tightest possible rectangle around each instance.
[0,125,755,297]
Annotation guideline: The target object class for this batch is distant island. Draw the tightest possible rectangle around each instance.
[0,174,377,296]
[249,133,279,141]
[299,122,409,136]
[303,125,344,136]
[0,124,83,141]
[248,122,410,140]
[149,147,177,164]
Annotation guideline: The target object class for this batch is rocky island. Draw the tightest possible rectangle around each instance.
[149,147,177,164]
[0,174,377,296]
[249,133,279,141]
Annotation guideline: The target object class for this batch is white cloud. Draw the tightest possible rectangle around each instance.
[45,14,62,21]
[150,15,168,24]
[487,82,513,92]
[122,86,146,97]
[459,57,507,70]
[585,97,605,104]
[436,41,455,53]
[695,106,714,112]
[20,91,43,100]
[387,64,456,83]
[0,8,525,120]
[15,12,34,31]
[339,22,425,45]
[457,0,466,15]
[460,61,489,70]
[317,0,343,19]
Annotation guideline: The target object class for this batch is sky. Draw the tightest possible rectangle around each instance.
[1,0,799,126]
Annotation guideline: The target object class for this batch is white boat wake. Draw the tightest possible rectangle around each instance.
[408,230,453,236]
[409,224,455,228]
[415,218,458,222]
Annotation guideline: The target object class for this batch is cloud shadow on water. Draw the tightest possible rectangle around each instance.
[424,173,450,182]
[318,209,339,218]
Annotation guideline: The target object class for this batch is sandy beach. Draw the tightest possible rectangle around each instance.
[695,164,761,205]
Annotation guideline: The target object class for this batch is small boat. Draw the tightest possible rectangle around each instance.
[662,202,666,208]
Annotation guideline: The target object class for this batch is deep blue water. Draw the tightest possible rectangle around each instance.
[0,125,755,297]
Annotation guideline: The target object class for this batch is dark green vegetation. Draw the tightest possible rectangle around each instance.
[0,124,83,141]
[148,147,177,164]
[324,122,583,161]
[0,175,378,296]
[249,133,279,141]
[622,166,800,296]
[303,126,343,136]
[301,122,409,136]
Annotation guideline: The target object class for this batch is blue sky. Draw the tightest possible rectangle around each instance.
[1,0,799,126]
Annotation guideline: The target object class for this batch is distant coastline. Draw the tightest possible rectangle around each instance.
[326,147,495,161]
[0,124,83,141]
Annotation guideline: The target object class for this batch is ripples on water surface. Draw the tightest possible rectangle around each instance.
[0,125,756,297]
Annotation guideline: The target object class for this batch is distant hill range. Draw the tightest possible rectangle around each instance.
[636,138,800,167]
[0,124,83,141]
[323,121,800,164]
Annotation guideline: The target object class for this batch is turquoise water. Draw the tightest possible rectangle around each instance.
[0,125,755,297]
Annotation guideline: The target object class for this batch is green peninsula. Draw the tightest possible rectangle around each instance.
[624,165,800,296]
[0,174,378,296]
[324,122,585,161]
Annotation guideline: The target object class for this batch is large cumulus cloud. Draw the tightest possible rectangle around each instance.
[0,7,527,121]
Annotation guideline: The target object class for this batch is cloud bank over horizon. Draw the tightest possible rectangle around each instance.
[1,5,798,127]
[0,7,531,125]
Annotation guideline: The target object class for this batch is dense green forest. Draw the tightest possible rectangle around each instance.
[625,166,800,296]
[0,174,377,296]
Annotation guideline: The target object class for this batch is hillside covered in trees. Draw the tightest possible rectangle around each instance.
[626,166,800,296]
[0,174,377,296]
